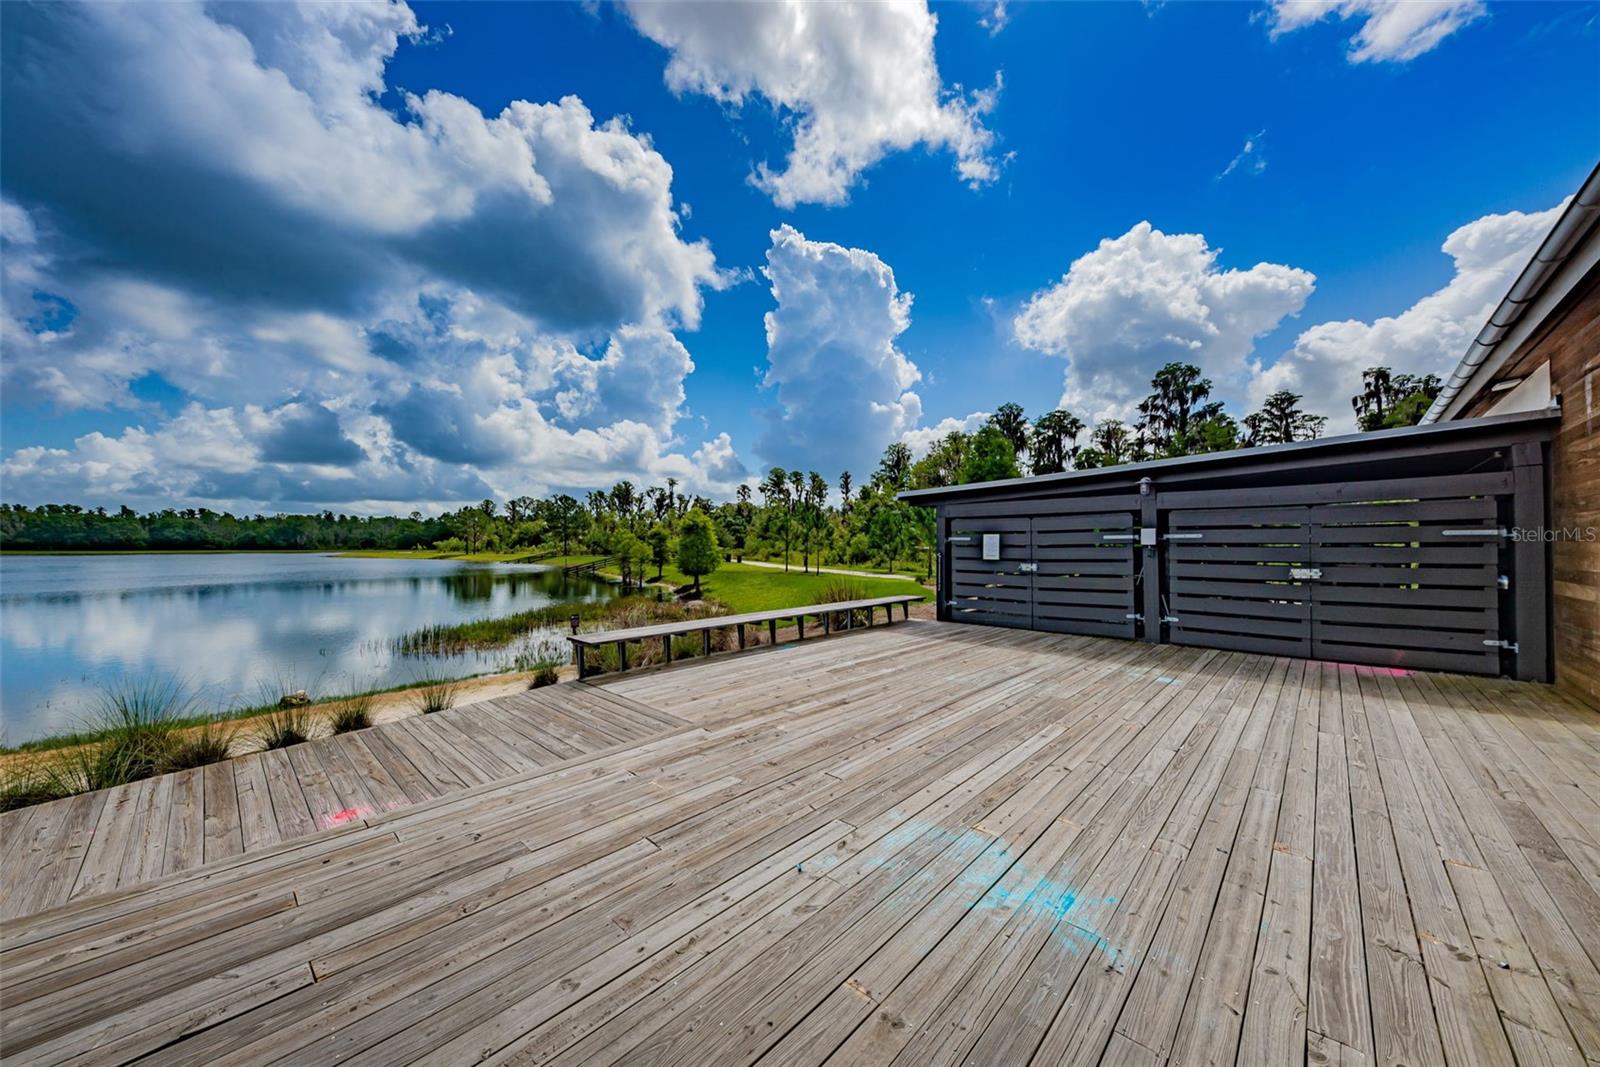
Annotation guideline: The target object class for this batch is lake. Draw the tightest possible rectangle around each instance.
[0,553,615,744]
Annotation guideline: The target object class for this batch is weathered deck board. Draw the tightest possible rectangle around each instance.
[0,683,686,921]
[2,620,1597,1066]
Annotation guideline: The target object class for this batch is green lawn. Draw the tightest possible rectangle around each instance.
[636,561,930,614]
[738,552,934,581]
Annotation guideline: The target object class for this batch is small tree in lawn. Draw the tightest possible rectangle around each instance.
[676,510,720,598]
[646,523,671,581]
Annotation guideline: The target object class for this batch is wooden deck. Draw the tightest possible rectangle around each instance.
[3,620,1598,1065]
[1,686,687,921]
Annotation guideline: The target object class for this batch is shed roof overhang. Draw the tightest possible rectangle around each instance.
[897,408,1558,507]
[1423,161,1600,424]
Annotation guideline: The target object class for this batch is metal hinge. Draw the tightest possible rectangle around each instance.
[1125,612,1143,621]
[1164,532,1203,540]
[1161,615,1180,624]
[1102,533,1137,542]
[1018,562,1039,573]
[1497,575,1510,590]
[1483,639,1520,652]
[1288,567,1322,581]
[946,535,974,544]
[1441,527,1508,537]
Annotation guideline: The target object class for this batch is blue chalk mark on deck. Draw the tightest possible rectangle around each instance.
[862,818,1132,963]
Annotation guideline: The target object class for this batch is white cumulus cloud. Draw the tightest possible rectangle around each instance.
[0,1,748,511]
[901,412,991,458]
[756,225,924,476]
[1013,222,1316,422]
[624,0,1001,207]
[1250,199,1566,431]
[1266,0,1486,62]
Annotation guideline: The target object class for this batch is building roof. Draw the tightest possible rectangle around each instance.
[897,407,1557,505]
[1422,161,1600,424]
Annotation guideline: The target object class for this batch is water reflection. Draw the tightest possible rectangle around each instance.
[0,553,614,744]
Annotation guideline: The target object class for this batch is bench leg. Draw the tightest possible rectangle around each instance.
[769,619,778,644]
[867,606,874,626]
[576,644,588,680]
[903,602,910,620]
[663,635,672,664]
[702,629,711,657]
[738,623,746,650]
[617,640,628,672]
[797,615,804,640]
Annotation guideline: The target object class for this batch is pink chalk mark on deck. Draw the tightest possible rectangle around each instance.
[326,805,373,826]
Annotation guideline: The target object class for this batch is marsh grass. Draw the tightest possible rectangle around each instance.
[328,694,375,733]
[526,660,560,689]
[412,676,461,714]
[63,677,195,789]
[253,705,315,750]
[395,594,683,656]
[0,756,77,811]
[819,579,870,630]
[163,718,237,772]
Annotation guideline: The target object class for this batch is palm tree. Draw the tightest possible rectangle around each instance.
[838,470,853,512]
[760,468,792,571]
[665,476,679,515]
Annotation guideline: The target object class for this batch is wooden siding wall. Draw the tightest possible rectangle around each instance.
[1464,270,1600,706]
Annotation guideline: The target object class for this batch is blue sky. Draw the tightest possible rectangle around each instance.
[1,0,1595,512]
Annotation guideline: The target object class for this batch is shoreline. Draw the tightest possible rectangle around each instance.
[0,664,560,762]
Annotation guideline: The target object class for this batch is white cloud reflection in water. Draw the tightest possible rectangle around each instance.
[0,553,609,743]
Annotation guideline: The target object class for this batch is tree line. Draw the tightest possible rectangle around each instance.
[2,364,1436,573]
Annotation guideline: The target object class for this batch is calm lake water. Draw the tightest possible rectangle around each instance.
[0,553,614,744]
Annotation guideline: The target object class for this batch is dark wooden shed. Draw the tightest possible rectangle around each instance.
[900,409,1557,681]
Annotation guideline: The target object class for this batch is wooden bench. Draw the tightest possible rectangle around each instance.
[568,594,923,679]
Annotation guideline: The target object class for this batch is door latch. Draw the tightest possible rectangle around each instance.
[1018,562,1039,573]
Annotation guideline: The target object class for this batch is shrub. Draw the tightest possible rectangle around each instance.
[412,676,461,714]
[527,662,560,689]
[328,694,375,734]
[819,579,870,629]
[254,706,314,750]
[162,719,237,772]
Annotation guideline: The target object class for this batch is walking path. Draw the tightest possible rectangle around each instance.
[738,558,918,580]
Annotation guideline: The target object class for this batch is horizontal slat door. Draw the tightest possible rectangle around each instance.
[1310,496,1501,674]
[1030,512,1138,639]
[947,516,1032,628]
[1165,505,1312,656]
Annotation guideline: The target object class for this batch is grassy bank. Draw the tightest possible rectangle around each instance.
[395,593,685,655]
[391,564,930,655]
[639,561,930,613]
[0,674,505,756]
